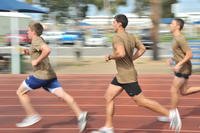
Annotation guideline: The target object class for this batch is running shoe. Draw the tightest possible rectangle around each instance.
[91,127,114,133]
[78,111,88,132]
[16,114,41,127]
[169,108,182,133]
[157,116,171,122]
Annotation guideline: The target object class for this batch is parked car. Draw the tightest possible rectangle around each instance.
[5,30,31,46]
[139,28,154,49]
[59,31,84,45]
[84,34,108,47]
[41,31,63,44]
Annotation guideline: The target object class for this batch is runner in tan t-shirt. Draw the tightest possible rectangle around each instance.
[158,18,200,123]
[92,14,181,133]
[172,34,192,75]
[31,36,56,80]
[16,22,88,132]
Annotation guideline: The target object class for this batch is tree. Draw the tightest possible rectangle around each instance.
[134,0,177,60]
[85,0,126,10]
[85,0,126,14]
[33,0,127,23]
[134,0,150,16]
[39,0,126,23]
[161,0,177,18]
[40,0,73,23]
[79,3,88,18]
[134,0,177,18]
[150,0,161,60]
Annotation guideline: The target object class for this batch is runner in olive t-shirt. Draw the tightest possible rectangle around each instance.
[172,34,192,75]
[92,14,182,133]
[16,22,87,132]
[158,18,200,123]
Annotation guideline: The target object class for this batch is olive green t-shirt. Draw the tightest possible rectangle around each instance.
[112,31,144,83]
[172,34,192,74]
[30,36,56,80]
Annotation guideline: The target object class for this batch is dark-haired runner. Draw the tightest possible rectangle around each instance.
[92,14,181,133]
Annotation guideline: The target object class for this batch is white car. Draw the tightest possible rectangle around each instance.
[41,31,63,44]
[85,34,108,47]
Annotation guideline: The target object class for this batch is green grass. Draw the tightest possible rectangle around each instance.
[159,34,172,42]
[159,33,200,43]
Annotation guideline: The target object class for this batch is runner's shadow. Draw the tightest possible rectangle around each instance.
[83,111,97,129]
[31,117,77,133]
[31,113,94,133]
[181,105,200,119]
[123,120,167,133]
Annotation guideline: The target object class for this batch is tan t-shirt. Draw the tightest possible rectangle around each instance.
[172,34,192,74]
[30,36,56,80]
[112,31,144,83]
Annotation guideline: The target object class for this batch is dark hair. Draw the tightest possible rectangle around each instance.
[29,22,43,36]
[174,18,184,30]
[114,14,128,28]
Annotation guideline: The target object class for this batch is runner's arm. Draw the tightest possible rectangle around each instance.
[32,44,51,66]
[175,37,192,69]
[176,50,192,67]
[106,43,125,61]
[132,44,146,61]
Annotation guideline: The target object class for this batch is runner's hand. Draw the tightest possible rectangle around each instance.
[32,60,39,66]
[167,58,174,66]
[23,49,30,55]
[173,64,182,72]
[105,55,110,62]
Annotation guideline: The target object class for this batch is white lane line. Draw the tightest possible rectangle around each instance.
[0,128,199,133]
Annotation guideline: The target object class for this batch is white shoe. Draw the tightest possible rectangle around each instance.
[157,116,171,122]
[91,127,114,133]
[169,108,182,133]
[78,111,88,133]
[16,114,41,127]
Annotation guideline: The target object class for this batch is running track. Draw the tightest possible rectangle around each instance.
[0,74,200,133]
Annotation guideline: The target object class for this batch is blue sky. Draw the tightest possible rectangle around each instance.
[175,0,200,12]
[119,0,200,14]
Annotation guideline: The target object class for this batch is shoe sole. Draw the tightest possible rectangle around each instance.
[157,116,170,123]
[16,117,41,127]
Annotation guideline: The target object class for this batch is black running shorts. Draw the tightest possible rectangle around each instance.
[174,72,190,79]
[111,77,142,97]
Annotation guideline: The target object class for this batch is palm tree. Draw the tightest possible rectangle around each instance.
[150,0,161,60]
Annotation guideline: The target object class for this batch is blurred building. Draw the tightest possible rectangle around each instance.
[0,12,31,36]
[82,13,152,28]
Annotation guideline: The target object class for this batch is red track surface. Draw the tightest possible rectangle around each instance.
[0,74,200,133]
